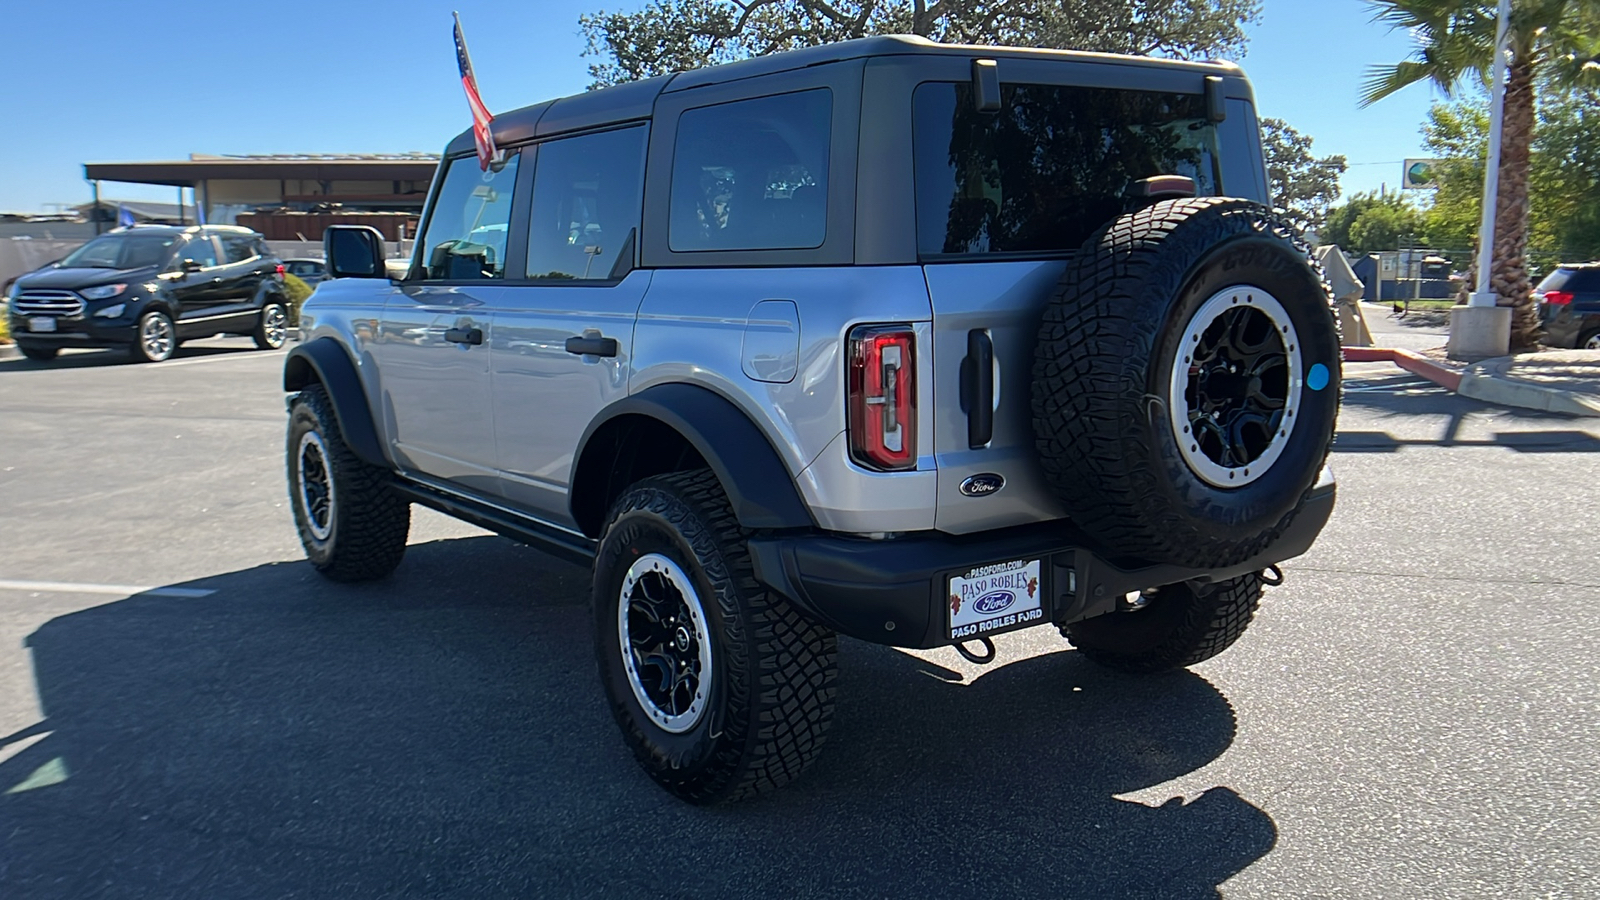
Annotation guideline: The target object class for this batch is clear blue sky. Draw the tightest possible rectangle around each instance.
[0,0,1447,212]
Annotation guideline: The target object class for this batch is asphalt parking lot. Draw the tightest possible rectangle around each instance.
[1,339,1597,899]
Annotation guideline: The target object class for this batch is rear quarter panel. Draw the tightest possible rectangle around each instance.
[631,266,939,533]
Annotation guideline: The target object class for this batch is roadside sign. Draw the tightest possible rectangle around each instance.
[1402,159,1443,189]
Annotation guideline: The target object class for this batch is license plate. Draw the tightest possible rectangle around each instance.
[947,558,1044,642]
[28,317,56,332]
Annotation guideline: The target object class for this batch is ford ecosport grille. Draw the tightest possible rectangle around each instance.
[12,291,85,316]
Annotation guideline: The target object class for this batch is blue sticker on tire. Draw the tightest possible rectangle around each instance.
[1307,363,1330,391]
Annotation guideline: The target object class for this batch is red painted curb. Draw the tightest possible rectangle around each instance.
[1340,346,1462,392]
[1391,349,1462,392]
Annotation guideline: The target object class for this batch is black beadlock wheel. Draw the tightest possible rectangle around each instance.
[1032,198,1341,569]
[593,469,838,805]
[1065,573,1265,674]
[286,384,410,582]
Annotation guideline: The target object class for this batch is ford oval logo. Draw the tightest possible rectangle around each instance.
[973,590,1016,614]
[960,473,1005,497]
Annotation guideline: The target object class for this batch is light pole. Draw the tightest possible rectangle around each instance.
[1448,0,1515,360]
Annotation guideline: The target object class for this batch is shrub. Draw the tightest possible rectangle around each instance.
[282,274,314,326]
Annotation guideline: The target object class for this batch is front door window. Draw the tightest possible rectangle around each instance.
[417,154,521,280]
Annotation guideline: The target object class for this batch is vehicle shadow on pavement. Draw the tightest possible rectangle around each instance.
[0,536,1273,900]
[1337,373,1600,452]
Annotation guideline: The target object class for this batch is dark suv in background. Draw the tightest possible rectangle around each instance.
[5,224,293,362]
[1537,263,1600,349]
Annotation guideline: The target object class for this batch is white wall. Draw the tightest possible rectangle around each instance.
[0,239,81,289]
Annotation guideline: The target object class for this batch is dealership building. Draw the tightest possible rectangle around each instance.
[82,153,441,241]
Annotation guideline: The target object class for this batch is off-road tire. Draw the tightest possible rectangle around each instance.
[286,384,410,582]
[1065,573,1264,674]
[1032,198,1341,568]
[253,301,289,350]
[17,343,59,361]
[594,469,837,804]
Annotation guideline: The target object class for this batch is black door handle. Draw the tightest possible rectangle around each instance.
[444,326,483,345]
[961,328,994,448]
[565,335,618,357]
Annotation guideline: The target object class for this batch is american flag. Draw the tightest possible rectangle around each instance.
[453,12,498,171]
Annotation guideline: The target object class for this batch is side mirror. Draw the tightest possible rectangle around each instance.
[181,259,203,274]
[324,225,387,279]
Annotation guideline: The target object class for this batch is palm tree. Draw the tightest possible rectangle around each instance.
[1361,0,1600,351]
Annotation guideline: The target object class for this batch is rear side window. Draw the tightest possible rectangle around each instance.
[913,82,1221,257]
[179,236,219,268]
[526,125,647,280]
[221,234,258,263]
[1539,268,1600,293]
[418,151,521,280]
[669,89,831,252]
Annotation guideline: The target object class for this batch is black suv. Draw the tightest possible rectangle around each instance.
[5,225,293,362]
[1536,263,1600,349]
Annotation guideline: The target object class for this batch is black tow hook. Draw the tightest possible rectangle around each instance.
[954,636,997,665]
[1261,564,1284,587]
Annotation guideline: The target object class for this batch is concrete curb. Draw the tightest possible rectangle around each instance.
[0,343,16,361]
[1341,347,1462,391]
[1344,346,1600,417]
[1458,356,1600,417]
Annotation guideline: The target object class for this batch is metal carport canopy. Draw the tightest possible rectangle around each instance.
[81,158,439,187]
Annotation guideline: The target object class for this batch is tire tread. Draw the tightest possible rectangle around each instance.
[289,384,409,582]
[598,469,837,803]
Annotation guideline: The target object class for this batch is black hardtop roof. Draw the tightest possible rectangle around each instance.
[446,35,1245,156]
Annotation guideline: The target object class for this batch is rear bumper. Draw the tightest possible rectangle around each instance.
[749,473,1336,649]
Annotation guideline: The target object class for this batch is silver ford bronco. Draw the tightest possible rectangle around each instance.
[283,36,1340,804]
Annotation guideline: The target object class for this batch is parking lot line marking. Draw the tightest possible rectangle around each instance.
[144,351,282,369]
[0,579,214,598]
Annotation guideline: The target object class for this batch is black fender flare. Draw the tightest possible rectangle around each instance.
[573,383,814,535]
[282,338,388,468]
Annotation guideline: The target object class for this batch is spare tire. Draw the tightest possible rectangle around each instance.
[1031,198,1339,569]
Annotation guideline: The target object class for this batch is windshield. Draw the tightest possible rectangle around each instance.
[58,233,179,269]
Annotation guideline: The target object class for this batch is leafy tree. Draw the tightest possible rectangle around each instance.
[1534,86,1600,263]
[1362,0,1600,350]
[1323,191,1427,255]
[580,0,1262,88]
[1260,117,1347,228]
[1421,87,1600,278]
[1418,100,1489,254]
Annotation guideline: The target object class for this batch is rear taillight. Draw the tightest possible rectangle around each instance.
[1543,290,1574,305]
[847,324,917,471]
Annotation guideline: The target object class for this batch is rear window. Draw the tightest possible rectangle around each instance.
[1538,268,1600,293]
[913,82,1221,257]
[669,89,831,252]
[221,234,258,263]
